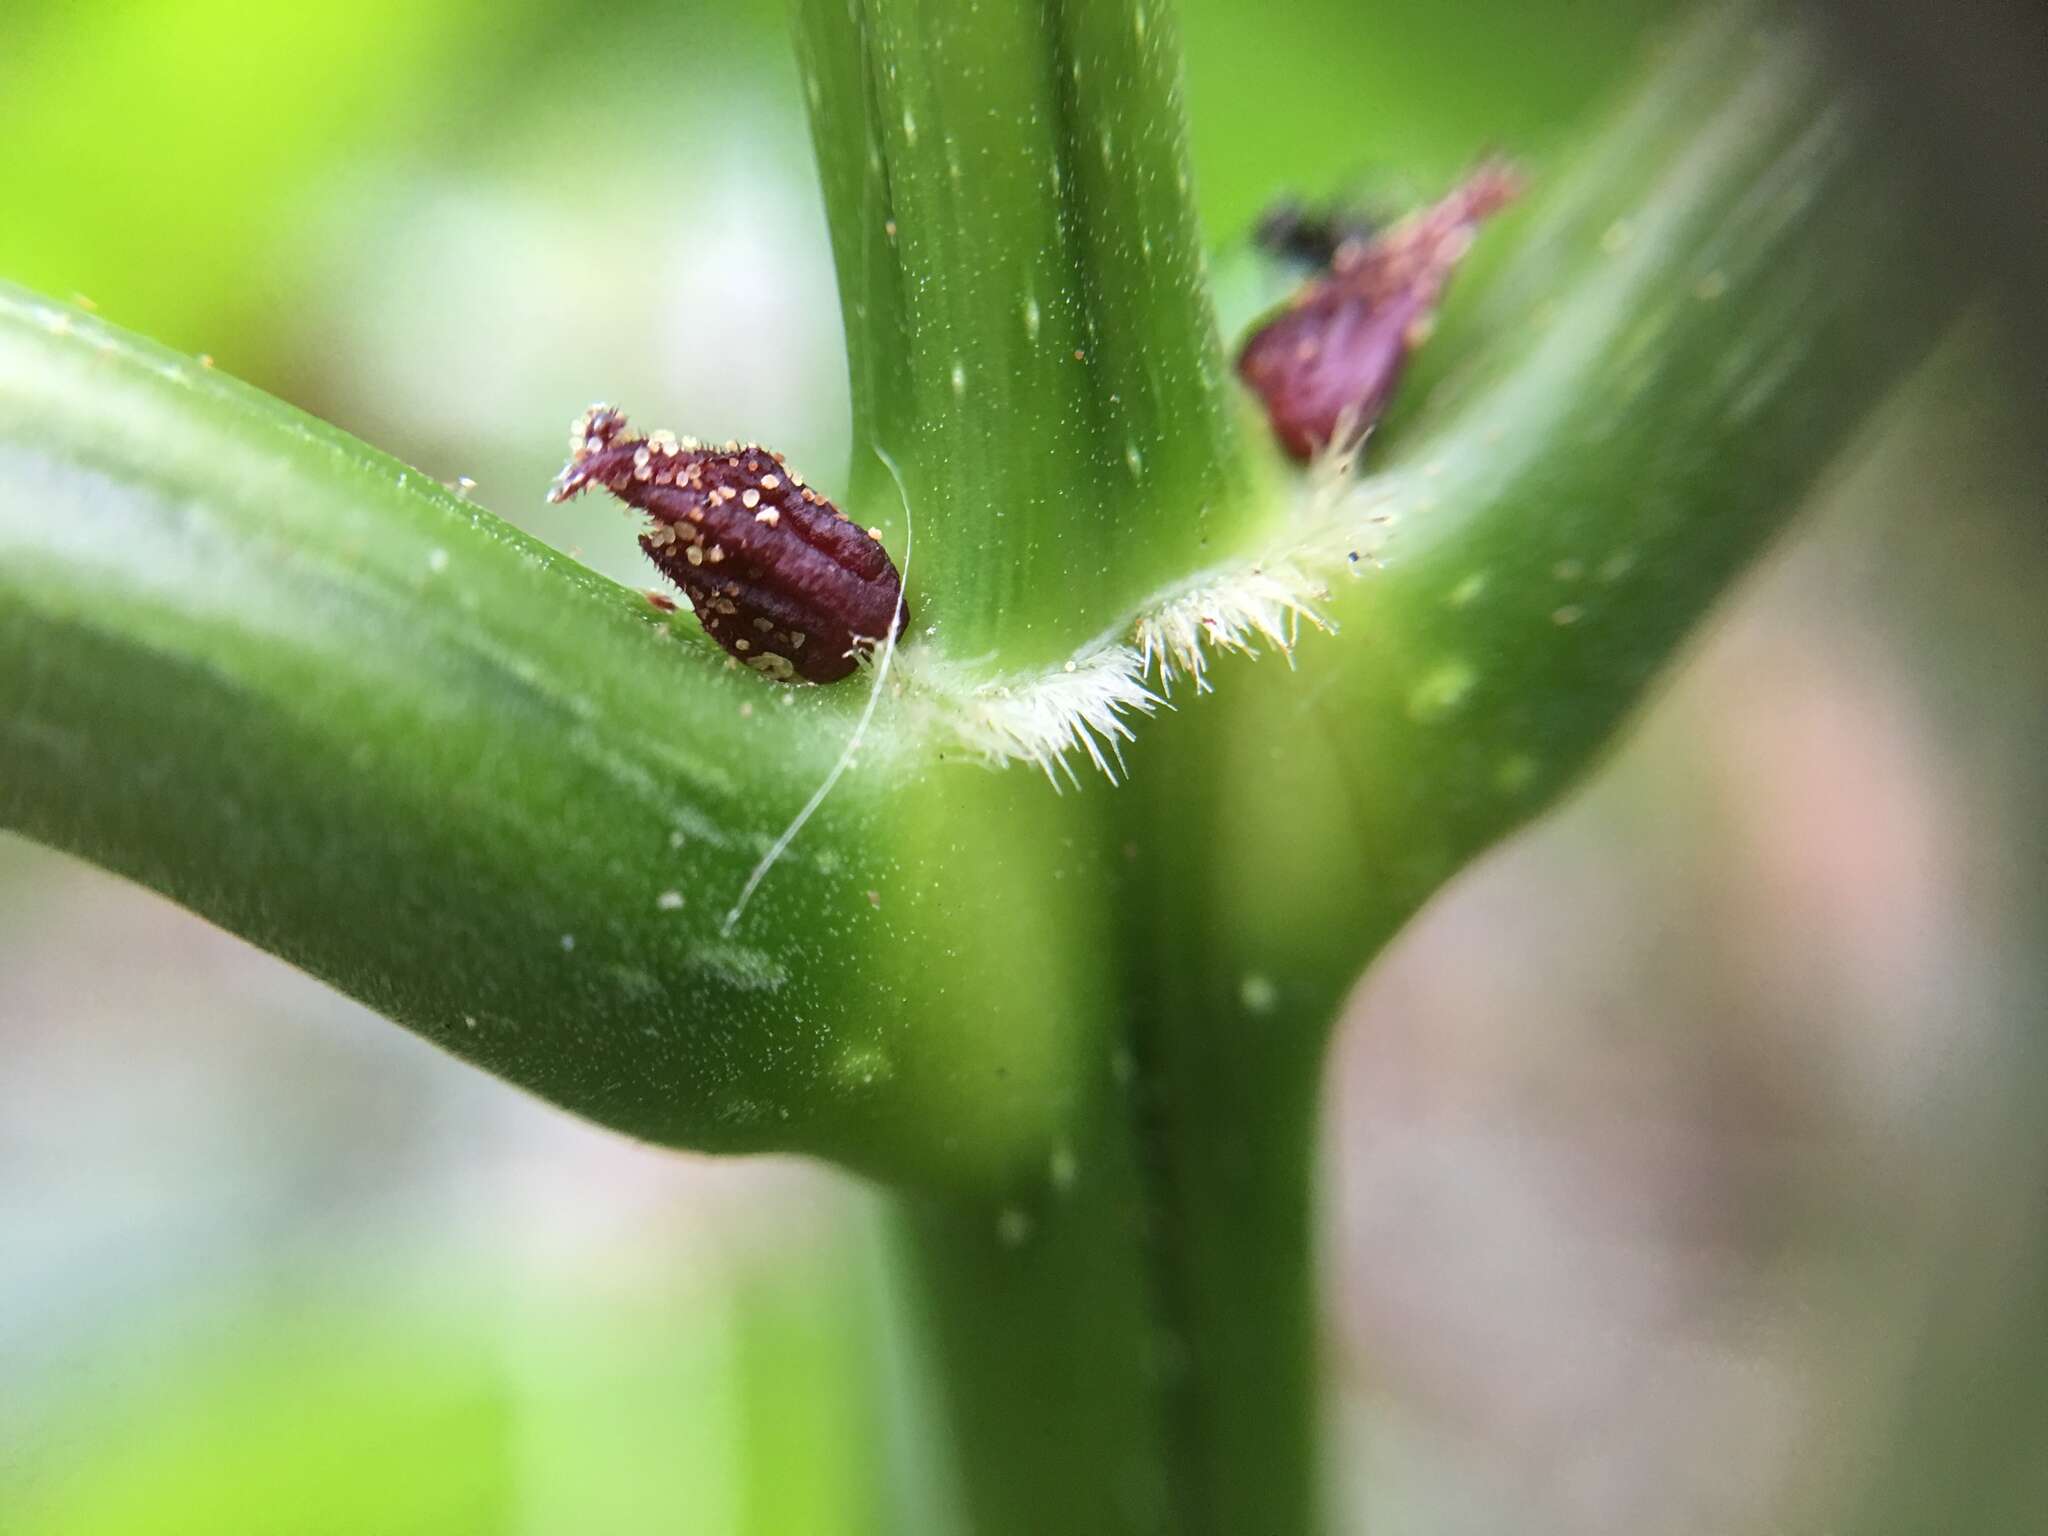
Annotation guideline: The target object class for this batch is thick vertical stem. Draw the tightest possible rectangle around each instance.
[788,8,1319,1503]
[1113,713,1339,1536]
[1144,1044,1327,1536]
[890,1089,1173,1536]
[791,0,1268,670]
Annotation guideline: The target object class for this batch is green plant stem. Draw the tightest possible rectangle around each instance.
[864,12,1970,1532]
[0,3,1980,1529]
[792,0,1267,668]
[0,289,1119,1192]
[890,1102,1168,1535]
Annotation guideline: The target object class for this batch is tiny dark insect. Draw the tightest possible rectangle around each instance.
[1252,198,1382,271]
[1237,160,1521,461]
[549,406,909,684]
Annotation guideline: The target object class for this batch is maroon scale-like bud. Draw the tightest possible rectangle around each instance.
[1237,160,1522,461]
[548,406,909,684]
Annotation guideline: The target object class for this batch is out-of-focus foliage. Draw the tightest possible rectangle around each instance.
[9,1214,901,1536]
[0,0,490,345]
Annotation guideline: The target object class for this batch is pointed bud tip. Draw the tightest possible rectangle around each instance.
[549,404,635,502]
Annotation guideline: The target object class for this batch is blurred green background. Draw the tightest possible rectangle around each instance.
[3,1,2043,1531]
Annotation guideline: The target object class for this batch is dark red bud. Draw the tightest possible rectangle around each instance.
[550,406,909,684]
[1238,160,1521,460]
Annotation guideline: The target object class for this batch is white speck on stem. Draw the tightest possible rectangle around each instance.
[1050,1144,1079,1192]
[997,1208,1034,1248]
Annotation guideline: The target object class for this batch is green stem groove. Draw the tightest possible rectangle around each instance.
[793,0,1268,669]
